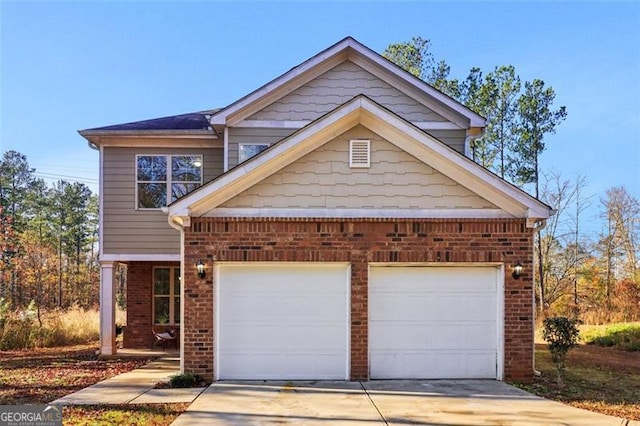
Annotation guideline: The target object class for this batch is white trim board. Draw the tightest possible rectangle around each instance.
[209,37,484,129]
[234,119,463,131]
[169,95,551,224]
[100,254,181,262]
[203,208,514,219]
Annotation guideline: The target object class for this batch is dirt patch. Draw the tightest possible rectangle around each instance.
[562,343,640,375]
[520,343,640,420]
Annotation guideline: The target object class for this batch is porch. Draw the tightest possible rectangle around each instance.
[99,261,181,356]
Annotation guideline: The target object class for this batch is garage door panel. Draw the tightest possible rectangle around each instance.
[467,353,497,377]
[370,295,439,321]
[218,264,349,380]
[371,267,496,292]
[220,353,346,380]
[370,323,437,350]
[370,266,500,379]
[434,323,496,349]
[223,295,345,323]
[465,324,497,348]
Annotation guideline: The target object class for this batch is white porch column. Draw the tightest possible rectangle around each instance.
[99,262,117,355]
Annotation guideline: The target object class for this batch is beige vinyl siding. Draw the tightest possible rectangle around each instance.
[221,125,496,210]
[427,129,467,154]
[227,127,296,169]
[248,61,447,124]
[102,145,223,255]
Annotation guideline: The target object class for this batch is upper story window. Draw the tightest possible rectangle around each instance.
[239,143,269,163]
[136,155,203,209]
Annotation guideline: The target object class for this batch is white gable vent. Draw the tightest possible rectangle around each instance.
[349,139,370,168]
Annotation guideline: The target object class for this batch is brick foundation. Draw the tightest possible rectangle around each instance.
[123,261,180,349]
[181,218,535,384]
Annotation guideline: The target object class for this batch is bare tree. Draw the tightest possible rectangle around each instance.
[538,172,588,313]
[601,187,639,282]
[567,175,591,312]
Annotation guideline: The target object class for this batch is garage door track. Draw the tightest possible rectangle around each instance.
[171,379,637,425]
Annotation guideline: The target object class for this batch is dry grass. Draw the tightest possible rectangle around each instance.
[42,307,101,346]
[63,404,189,426]
[0,306,100,350]
[518,344,640,420]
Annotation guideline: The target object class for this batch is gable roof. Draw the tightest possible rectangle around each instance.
[169,95,550,225]
[208,37,486,129]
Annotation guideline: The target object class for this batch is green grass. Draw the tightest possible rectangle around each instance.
[581,322,640,351]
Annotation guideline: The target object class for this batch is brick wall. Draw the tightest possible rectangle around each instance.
[123,261,180,349]
[183,218,535,383]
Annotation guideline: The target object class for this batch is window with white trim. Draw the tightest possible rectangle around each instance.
[238,143,269,163]
[349,139,370,168]
[153,267,180,325]
[136,155,203,209]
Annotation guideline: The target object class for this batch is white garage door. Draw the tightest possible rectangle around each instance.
[369,266,501,379]
[217,263,349,380]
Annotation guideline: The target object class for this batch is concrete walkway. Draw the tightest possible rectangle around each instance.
[171,380,639,426]
[51,360,638,425]
[52,356,205,405]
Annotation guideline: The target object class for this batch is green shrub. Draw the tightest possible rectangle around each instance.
[582,323,640,351]
[542,316,581,386]
[591,335,615,347]
[169,373,203,388]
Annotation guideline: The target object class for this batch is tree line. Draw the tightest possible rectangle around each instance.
[0,151,98,313]
[384,36,639,322]
[0,37,637,323]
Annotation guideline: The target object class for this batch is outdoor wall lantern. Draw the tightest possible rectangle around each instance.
[512,262,524,280]
[196,260,206,279]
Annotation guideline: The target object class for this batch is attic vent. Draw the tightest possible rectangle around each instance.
[349,139,370,168]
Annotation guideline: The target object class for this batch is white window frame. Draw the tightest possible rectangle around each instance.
[135,154,203,210]
[349,139,370,168]
[238,143,270,163]
[152,266,181,326]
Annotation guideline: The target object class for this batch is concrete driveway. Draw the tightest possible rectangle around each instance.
[172,380,636,426]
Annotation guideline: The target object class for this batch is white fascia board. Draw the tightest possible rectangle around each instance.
[345,41,485,127]
[170,98,364,217]
[203,208,513,219]
[172,95,549,222]
[356,99,549,219]
[100,254,181,262]
[234,119,463,131]
[210,40,351,126]
[93,138,222,149]
[209,37,484,129]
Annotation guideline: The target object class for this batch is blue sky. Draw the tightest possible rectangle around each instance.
[1,1,639,235]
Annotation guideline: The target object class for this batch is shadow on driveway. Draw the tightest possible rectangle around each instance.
[171,380,636,425]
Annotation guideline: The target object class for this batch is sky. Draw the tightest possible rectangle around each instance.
[1,1,639,236]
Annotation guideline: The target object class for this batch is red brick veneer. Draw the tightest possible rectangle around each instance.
[182,218,535,383]
[123,261,179,349]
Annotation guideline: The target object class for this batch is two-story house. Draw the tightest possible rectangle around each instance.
[79,37,551,383]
